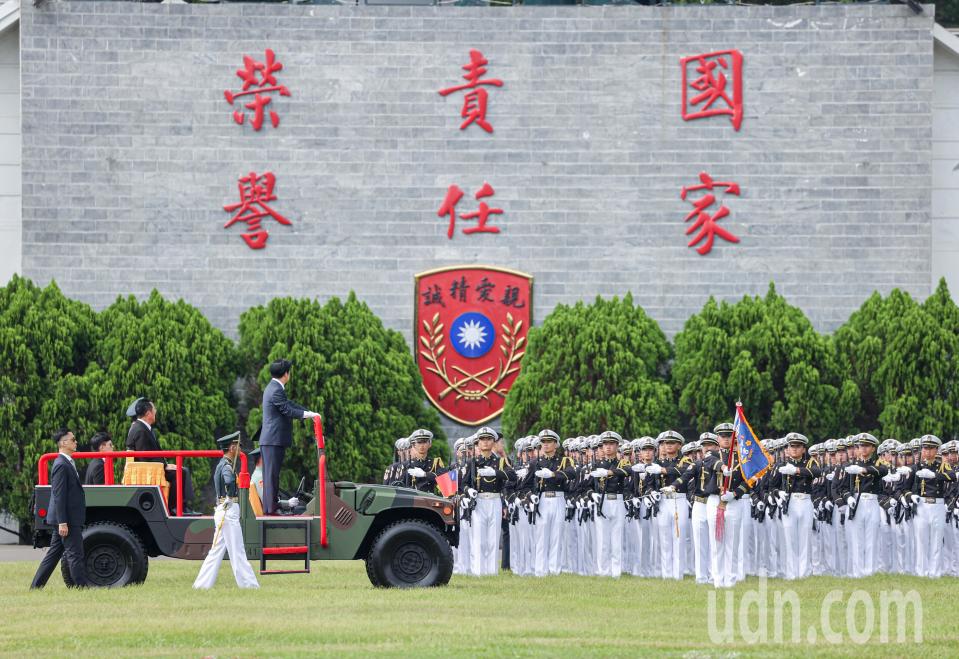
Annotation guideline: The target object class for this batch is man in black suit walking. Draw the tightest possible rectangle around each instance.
[31,429,91,589]
[260,360,319,515]
[125,398,195,513]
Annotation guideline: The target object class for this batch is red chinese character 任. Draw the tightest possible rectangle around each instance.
[437,182,503,239]
[438,50,503,134]
[681,50,743,131]
[223,171,292,249]
[224,49,291,131]
[680,172,741,255]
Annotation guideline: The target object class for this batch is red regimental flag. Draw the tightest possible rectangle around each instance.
[414,266,533,426]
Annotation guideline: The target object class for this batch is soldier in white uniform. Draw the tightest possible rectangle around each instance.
[193,432,259,590]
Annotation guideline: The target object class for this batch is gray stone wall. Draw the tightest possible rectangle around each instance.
[20,3,933,343]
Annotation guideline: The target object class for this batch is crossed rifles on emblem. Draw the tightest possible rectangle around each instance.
[419,312,525,402]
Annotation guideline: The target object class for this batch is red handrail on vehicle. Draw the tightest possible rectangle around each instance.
[37,450,250,517]
[314,416,328,548]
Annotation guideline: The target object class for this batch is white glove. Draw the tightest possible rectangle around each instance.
[515,468,529,480]
[660,485,676,494]
[478,466,496,477]
[459,497,471,511]
[721,492,735,503]
[466,487,478,498]
[778,464,798,476]
[650,491,662,502]
[721,465,733,477]
[407,467,426,478]
[887,498,898,511]
[897,465,912,476]
[825,472,835,481]
[535,468,554,479]
[882,473,900,483]
[756,501,765,512]
[630,497,642,508]
[915,468,935,480]
[846,496,857,508]
[823,500,834,512]
[631,463,646,473]
[590,468,610,479]
[529,494,539,505]
[776,491,788,506]
[645,464,663,476]
[590,492,602,504]
[303,411,320,419]
[286,497,300,508]
[844,465,865,476]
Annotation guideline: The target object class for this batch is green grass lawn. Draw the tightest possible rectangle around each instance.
[1,559,957,658]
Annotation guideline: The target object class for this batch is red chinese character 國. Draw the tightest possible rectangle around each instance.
[681,50,743,131]
[437,182,503,239]
[224,49,291,131]
[680,172,741,255]
[438,50,503,134]
[223,171,292,249]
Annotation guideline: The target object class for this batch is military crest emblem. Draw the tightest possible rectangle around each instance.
[414,265,533,425]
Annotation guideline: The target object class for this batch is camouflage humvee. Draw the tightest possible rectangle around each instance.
[33,424,457,588]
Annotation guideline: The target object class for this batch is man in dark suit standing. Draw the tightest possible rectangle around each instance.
[260,360,319,515]
[84,431,113,485]
[31,429,91,589]
[125,398,195,513]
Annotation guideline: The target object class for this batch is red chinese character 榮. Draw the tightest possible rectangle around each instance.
[680,172,741,255]
[223,171,292,249]
[224,49,291,131]
[438,50,503,134]
[681,50,743,131]
[437,182,503,239]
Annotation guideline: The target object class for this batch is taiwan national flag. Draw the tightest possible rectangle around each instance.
[436,469,458,498]
[733,401,773,486]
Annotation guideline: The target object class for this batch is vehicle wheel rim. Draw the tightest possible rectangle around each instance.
[391,541,432,583]
[87,544,131,586]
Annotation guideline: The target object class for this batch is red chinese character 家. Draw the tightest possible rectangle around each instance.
[224,49,291,131]
[680,172,741,255]
[437,182,503,239]
[438,50,503,134]
[681,50,743,131]
[223,171,292,249]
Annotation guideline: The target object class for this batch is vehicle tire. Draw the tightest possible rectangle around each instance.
[62,522,149,588]
[365,519,453,588]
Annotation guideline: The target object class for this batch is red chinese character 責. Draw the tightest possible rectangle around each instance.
[224,49,291,131]
[680,172,741,255]
[681,50,743,131]
[223,171,292,249]
[438,50,503,134]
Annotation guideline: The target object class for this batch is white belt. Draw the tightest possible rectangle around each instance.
[920,498,944,505]
[790,493,810,500]
[662,492,682,500]
[478,492,500,499]
[860,493,878,500]
[604,494,621,500]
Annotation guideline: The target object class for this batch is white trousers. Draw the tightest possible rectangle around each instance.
[534,496,566,577]
[781,496,814,580]
[657,496,689,579]
[847,497,881,578]
[707,496,742,589]
[470,497,502,576]
[193,503,259,590]
[690,501,711,583]
[454,516,472,575]
[914,499,946,578]
[595,497,625,578]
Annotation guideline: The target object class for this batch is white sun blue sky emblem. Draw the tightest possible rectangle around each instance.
[457,319,487,351]
[450,312,495,359]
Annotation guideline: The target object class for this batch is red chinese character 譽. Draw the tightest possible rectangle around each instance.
[437,182,503,239]
[681,50,743,131]
[680,172,741,255]
[223,171,292,249]
[224,49,291,131]
[438,50,503,134]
